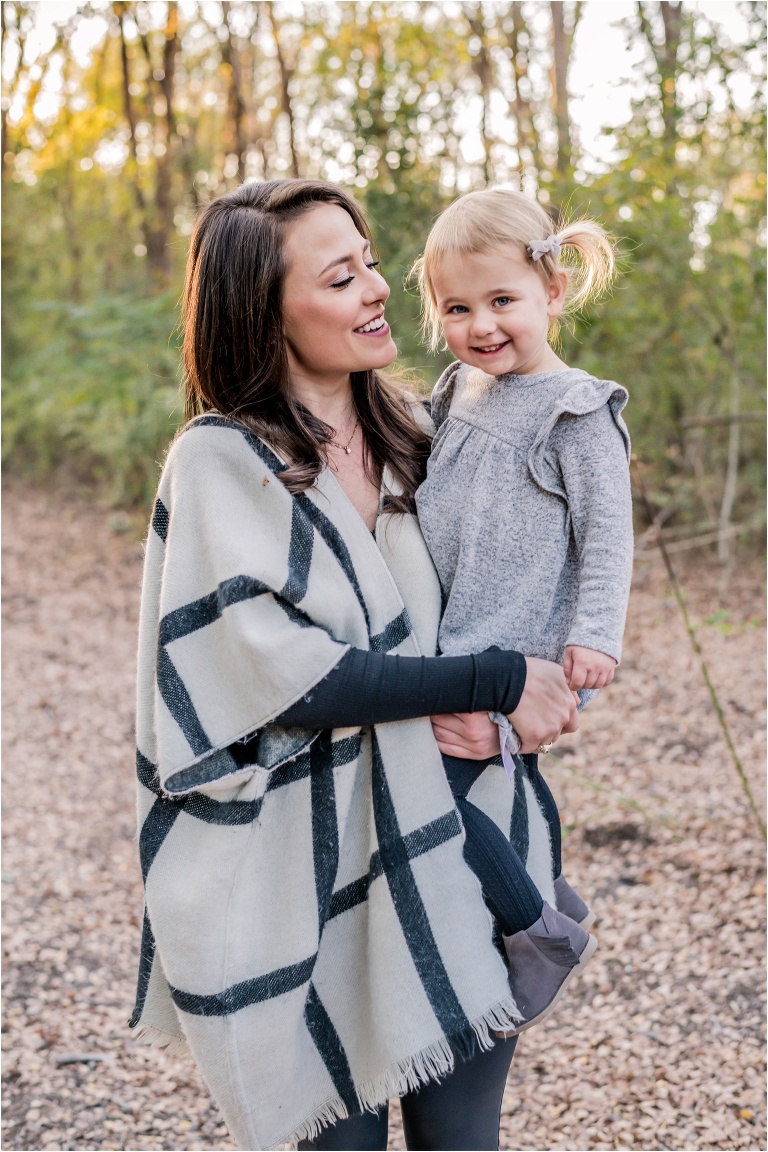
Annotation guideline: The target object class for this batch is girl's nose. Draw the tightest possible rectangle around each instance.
[469,310,496,337]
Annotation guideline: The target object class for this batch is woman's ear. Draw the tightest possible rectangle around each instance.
[546,270,568,318]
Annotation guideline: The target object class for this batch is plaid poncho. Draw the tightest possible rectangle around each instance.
[130,414,556,1150]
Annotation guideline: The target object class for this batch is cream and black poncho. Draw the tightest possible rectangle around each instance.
[130,414,557,1150]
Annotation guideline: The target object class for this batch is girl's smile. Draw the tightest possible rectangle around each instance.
[433,245,568,376]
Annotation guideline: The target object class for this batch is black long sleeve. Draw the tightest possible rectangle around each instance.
[275,647,526,729]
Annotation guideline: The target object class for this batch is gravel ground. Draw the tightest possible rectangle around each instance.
[2,486,765,1152]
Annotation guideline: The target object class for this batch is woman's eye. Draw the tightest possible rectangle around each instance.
[331,275,355,288]
[366,260,380,270]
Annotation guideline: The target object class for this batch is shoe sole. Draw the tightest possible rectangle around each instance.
[579,909,597,929]
[495,932,599,1039]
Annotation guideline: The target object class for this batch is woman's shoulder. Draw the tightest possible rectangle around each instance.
[168,413,276,465]
[159,414,281,498]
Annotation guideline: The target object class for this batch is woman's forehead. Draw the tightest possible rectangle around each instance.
[284,203,368,274]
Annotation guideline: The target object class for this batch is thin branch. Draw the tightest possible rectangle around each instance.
[633,464,765,838]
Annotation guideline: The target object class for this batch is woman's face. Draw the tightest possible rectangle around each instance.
[281,203,397,391]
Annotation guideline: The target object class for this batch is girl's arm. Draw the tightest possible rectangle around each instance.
[553,403,633,672]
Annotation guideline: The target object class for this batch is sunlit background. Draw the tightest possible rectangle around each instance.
[2,1,765,554]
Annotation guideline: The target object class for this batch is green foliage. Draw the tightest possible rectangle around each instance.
[2,292,182,506]
[1,0,765,529]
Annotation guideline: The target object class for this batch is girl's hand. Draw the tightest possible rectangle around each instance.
[563,645,616,691]
[430,711,500,759]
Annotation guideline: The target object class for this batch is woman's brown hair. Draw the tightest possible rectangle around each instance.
[182,178,430,509]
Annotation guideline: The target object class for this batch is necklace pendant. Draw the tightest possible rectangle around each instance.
[345,446,352,454]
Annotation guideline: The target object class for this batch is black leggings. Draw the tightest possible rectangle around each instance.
[444,753,563,937]
[297,1034,517,1151]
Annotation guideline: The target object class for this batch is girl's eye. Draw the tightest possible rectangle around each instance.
[446,304,469,314]
[493,296,513,307]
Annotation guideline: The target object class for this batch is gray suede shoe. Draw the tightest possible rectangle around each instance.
[497,903,598,1037]
[554,873,596,928]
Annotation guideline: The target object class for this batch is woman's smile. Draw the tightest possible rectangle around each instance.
[354,314,389,335]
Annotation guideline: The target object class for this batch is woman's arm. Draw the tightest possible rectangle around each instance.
[431,657,580,758]
[277,647,524,726]
[227,648,526,767]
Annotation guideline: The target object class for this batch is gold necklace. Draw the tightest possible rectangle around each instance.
[327,416,359,455]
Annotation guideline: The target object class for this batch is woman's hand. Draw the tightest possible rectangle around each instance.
[431,655,579,759]
[509,656,579,753]
[430,711,501,759]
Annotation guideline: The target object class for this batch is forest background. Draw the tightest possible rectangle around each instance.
[2,0,766,554]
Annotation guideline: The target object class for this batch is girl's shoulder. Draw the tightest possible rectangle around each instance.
[554,371,629,418]
[429,361,473,429]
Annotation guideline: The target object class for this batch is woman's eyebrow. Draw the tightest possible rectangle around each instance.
[319,242,371,278]
[319,255,352,276]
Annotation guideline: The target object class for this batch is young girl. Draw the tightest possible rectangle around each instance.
[413,187,633,1033]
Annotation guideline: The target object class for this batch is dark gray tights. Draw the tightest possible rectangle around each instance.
[297,1035,518,1151]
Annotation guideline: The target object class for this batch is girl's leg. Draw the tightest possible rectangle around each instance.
[450,759,595,1036]
[442,753,544,935]
[400,1036,517,1151]
[297,1105,388,1151]
[457,796,543,935]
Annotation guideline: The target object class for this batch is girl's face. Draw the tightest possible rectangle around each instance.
[433,245,567,376]
[281,204,397,392]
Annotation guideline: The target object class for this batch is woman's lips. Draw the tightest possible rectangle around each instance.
[354,319,390,337]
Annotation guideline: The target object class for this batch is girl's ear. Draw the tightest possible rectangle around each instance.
[546,270,568,317]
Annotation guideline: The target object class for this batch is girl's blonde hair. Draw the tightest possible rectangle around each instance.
[413,188,616,350]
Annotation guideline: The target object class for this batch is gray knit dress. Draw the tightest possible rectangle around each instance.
[415,363,633,676]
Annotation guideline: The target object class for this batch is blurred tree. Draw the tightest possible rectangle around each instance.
[1,0,764,540]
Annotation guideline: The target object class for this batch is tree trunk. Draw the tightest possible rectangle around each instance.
[264,4,299,178]
[221,1,248,182]
[718,368,741,564]
[636,1,684,146]
[550,2,582,174]
[151,3,179,284]
[464,3,494,185]
[114,1,177,287]
[503,3,542,178]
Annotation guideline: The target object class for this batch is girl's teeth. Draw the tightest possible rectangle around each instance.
[357,318,384,333]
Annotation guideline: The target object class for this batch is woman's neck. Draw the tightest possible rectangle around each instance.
[289,370,356,430]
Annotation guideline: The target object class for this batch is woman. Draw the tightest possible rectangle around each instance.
[130,179,578,1152]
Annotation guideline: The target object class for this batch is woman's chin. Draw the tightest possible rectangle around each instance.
[358,336,398,371]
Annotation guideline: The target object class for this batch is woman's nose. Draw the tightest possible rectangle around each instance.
[363,266,390,303]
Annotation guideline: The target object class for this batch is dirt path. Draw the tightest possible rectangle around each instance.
[2,487,765,1152]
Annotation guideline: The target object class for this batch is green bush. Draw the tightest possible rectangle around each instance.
[2,292,183,506]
